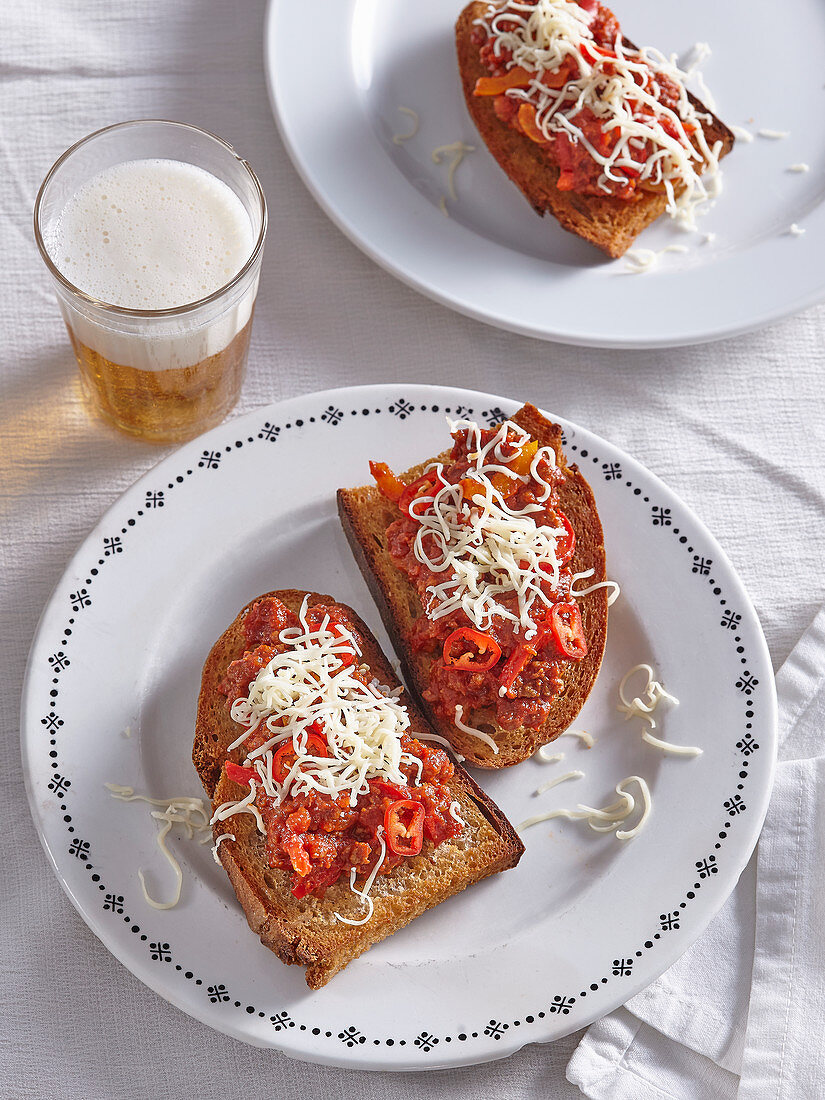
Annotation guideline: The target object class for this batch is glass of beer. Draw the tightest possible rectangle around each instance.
[34,120,267,443]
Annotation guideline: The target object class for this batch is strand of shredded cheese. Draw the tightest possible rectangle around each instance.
[518,774,651,839]
[105,784,212,909]
[570,567,621,605]
[617,664,701,756]
[534,769,583,795]
[560,728,594,747]
[535,747,565,764]
[449,801,469,827]
[392,106,420,145]
[211,833,235,865]
[334,827,387,926]
[455,704,499,754]
[431,141,475,200]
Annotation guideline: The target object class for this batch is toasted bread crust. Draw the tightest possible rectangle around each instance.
[456,1,735,258]
[338,404,608,769]
[194,589,524,988]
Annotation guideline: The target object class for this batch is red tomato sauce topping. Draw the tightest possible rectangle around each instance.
[471,0,688,201]
[377,424,587,732]
[217,596,461,900]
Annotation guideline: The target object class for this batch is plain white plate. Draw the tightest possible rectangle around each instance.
[265,0,825,347]
[22,384,777,1070]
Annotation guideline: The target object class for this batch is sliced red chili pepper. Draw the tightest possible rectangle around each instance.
[273,731,328,783]
[442,627,502,671]
[224,761,257,786]
[384,799,425,857]
[398,471,445,518]
[549,603,588,660]
[369,460,405,502]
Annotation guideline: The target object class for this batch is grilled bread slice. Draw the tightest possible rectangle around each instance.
[194,589,523,989]
[456,1,735,258]
[338,404,608,769]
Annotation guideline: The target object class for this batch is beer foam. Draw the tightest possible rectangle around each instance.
[46,159,254,309]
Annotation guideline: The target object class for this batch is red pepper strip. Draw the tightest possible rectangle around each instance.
[555,511,576,565]
[498,642,538,698]
[283,834,312,878]
[443,627,502,671]
[224,761,257,786]
[369,460,405,502]
[580,42,617,65]
[517,103,547,145]
[474,66,533,96]
[374,779,411,802]
[384,800,425,857]
[398,471,445,518]
[549,603,588,660]
[273,731,328,783]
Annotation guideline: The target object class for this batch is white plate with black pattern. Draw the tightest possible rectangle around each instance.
[265,0,825,347]
[22,384,776,1070]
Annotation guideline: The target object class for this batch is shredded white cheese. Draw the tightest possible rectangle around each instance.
[431,141,475,200]
[392,106,420,145]
[408,418,572,641]
[559,728,594,747]
[455,704,500,754]
[570,567,620,606]
[518,773,651,840]
[788,223,805,237]
[534,769,583,795]
[417,730,465,762]
[617,663,701,756]
[730,125,754,144]
[758,129,789,140]
[535,747,565,764]
[449,800,468,827]
[105,784,211,909]
[334,827,386,926]
[223,600,416,809]
[476,0,724,229]
[787,163,809,174]
[211,833,235,866]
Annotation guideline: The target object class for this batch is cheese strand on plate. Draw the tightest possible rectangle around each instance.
[617,663,702,756]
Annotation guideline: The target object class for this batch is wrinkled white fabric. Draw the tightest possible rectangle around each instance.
[1,2,824,1098]
[568,607,825,1098]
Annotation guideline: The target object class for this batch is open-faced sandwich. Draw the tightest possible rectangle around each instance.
[193,590,523,989]
[338,404,608,769]
[456,0,735,257]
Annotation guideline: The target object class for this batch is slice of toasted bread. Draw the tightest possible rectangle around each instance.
[456,1,735,258]
[194,589,523,989]
[338,404,608,769]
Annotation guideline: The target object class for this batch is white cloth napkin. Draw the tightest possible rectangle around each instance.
[567,605,825,1098]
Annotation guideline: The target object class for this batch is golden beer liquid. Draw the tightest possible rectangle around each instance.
[66,313,254,444]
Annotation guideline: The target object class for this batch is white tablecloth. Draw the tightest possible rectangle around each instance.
[2,2,823,1097]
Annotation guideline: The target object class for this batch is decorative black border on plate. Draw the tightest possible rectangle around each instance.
[36,395,763,1055]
